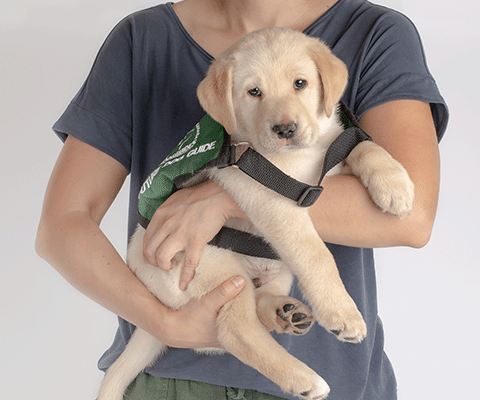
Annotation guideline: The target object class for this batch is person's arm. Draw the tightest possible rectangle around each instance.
[143,100,440,288]
[35,136,245,348]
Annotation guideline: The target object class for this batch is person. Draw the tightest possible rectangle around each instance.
[35,0,448,399]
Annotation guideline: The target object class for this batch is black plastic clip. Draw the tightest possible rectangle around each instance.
[297,186,324,207]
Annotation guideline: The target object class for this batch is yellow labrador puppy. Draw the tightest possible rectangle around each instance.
[98,28,413,400]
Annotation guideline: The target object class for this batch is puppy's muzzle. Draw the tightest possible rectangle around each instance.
[272,122,297,139]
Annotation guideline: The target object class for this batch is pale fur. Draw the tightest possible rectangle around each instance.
[98,28,414,400]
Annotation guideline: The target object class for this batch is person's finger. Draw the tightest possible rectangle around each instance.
[179,241,205,290]
[143,208,181,268]
[203,276,246,312]
[179,261,197,291]
[154,236,184,271]
[143,222,168,267]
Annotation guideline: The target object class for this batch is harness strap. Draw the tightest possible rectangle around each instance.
[209,226,281,260]
[233,147,323,207]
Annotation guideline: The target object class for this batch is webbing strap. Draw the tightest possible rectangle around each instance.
[234,147,323,207]
[208,226,281,260]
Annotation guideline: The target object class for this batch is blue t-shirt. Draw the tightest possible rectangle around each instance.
[53,1,448,399]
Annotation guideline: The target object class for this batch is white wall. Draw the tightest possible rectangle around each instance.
[1,1,478,399]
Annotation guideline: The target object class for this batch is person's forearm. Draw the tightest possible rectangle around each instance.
[208,170,430,250]
[36,211,173,342]
[36,210,246,348]
[308,173,433,249]
[222,172,429,249]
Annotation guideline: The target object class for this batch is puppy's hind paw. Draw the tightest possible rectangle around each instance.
[297,376,330,399]
[256,295,315,336]
[276,301,315,336]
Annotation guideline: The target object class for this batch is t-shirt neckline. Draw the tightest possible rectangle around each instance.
[165,0,345,61]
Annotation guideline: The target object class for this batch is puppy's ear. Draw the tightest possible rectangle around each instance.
[308,41,348,118]
[197,59,237,134]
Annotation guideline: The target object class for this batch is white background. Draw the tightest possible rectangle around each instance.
[1,1,479,399]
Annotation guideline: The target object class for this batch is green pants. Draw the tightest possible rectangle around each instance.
[124,373,287,400]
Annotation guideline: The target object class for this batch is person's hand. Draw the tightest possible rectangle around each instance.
[143,180,246,290]
[159,275,246,349]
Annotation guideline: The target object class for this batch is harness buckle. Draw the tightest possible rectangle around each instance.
[297,186,324,207]
[228,141,251,166]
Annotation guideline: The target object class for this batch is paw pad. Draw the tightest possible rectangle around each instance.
[276,303,314,335]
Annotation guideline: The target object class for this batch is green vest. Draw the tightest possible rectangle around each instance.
[138,114,226,227]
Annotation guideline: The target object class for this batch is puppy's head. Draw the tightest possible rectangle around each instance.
[197,27,348,154]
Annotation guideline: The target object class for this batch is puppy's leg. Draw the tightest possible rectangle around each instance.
[215,171,366,343]
[246,206,366,342]
[97,328,165,400]
[276,222,366,343]
[255,266,314,336]
[345,141,414,218]
[217,275,330,399]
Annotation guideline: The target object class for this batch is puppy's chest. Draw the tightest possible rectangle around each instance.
[263,148,325,184]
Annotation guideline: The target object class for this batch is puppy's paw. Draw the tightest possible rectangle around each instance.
[257,295,315,335]
[275,300,315,336]
[347,141,414,218]
[297,375,330,399]
[283,365,330,400]
[367,160,414,218]
[314,297,366,343]
[325,309,367,344]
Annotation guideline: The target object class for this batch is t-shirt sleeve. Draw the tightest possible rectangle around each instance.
[353,11,448,141]
[52,17,133,171]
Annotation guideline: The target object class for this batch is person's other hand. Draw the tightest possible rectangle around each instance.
[143,180,246,290]
[159,275,246,348]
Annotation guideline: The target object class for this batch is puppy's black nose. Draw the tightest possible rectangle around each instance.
[272,122,297,139]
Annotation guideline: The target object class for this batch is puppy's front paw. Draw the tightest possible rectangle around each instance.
[348,141,415,218]
[367,160,414,218]
[323,307,367,344]
[313,293,366,344]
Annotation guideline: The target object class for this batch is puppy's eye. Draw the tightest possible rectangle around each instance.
[294,79,307,90]
[248,88,262,97]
